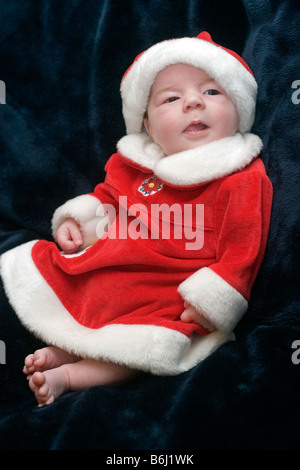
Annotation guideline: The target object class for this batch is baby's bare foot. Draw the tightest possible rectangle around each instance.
[29,368,70,407]
[23,346,78,377]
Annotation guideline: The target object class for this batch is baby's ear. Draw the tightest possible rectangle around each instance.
[143,117,152,137]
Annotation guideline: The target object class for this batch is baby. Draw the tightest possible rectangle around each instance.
[0,32,272,406]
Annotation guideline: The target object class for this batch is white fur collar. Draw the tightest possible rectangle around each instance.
[117,132,263,187]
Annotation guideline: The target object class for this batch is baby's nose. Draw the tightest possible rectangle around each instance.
[183,93,204,111]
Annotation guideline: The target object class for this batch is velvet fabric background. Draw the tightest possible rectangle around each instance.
[0,0,299,450]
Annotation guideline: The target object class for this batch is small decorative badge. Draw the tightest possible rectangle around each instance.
[138,176,164,196]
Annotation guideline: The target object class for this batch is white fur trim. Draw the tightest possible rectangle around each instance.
[121,36,257,134]
[117,132,164,170]
[117,132,263,186]
[178,267,248,334]
[0,241,232,375]
[51,194,111,249]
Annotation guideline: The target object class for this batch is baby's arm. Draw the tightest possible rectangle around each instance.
[179,166,273,336]
[180,301,215,332]
[56,218,83,253]
[52,192,115,251]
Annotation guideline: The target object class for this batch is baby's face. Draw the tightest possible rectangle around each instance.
[144,63,239,156]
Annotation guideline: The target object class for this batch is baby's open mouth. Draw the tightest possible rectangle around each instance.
[184,122,208,134]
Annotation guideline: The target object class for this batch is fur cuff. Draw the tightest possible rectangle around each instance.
[51,194,109,248]
[178,267,248,334]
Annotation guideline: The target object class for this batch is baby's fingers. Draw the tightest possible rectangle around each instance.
[68,225,83,247]
[60,238,79,253]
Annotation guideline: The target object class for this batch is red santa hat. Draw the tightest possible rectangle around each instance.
[121,32,257,135]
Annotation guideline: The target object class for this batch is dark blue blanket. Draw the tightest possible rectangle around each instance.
[0,0,299,450]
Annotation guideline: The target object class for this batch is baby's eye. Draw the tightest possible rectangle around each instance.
[204,89,220,95]
[164,96,179,103]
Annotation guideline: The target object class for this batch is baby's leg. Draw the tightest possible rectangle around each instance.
[23,345,79,377]
[29,359,135,407]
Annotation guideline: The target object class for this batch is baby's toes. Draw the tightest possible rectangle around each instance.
[23,354,35,374]
[30,372,54,407]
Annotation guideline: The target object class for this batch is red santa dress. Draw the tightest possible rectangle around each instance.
[0,132,273,375]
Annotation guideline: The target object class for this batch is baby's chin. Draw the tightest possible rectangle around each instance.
[162,130,238,156]
[162,139,212,156]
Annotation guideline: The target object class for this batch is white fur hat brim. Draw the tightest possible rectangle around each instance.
[121,32,257,135]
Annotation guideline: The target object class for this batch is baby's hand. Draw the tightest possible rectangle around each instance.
[180,301,215,332]
[56,218,83,253]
